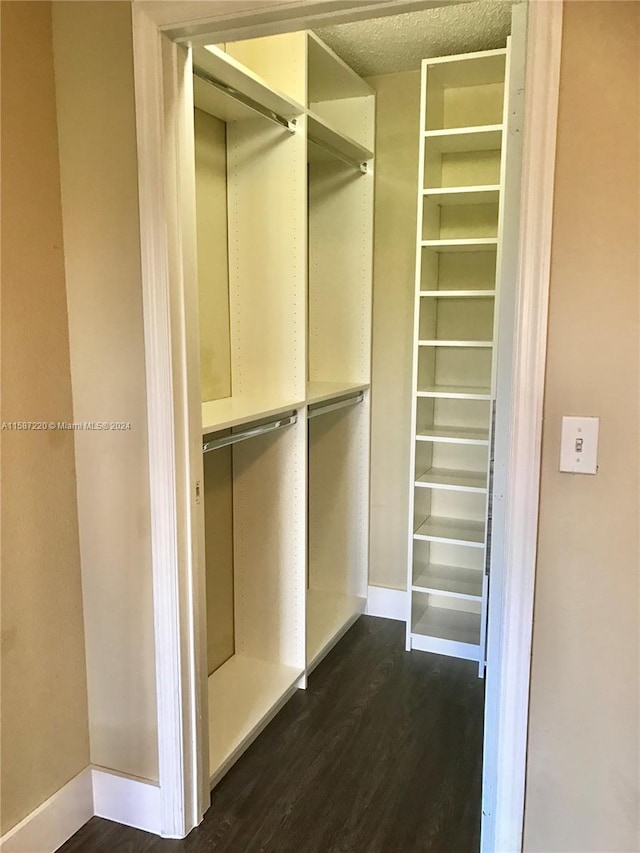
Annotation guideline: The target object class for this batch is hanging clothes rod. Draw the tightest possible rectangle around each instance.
[203,413,297,453]
[307,392,364,420]
[308,137,368,174]
[193,66,297,133]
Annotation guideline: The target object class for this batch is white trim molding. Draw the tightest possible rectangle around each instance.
[0,768,165,853]
[365,586,406,621]
[482,2,564,852]
[0,770,93,853]
[92,769,162,835]
[131,4,209,838]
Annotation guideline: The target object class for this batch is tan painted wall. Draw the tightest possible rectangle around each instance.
[0,1,90,834]
[366,71,420,590]
[52,1,158,781]
[524,3,640,851]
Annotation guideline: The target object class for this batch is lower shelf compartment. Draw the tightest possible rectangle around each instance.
[411,604,481,662]
[208,654,303,783]
[415,467,487,493]
[414,515,485,547]
[413,563,483,599]
[307,588,366,670]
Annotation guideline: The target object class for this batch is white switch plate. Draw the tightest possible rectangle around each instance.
[559,416,599,474]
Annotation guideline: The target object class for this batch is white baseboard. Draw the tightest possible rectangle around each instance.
[92,768,161,835]
[0,768,93,853]
[0,767,162,852]
[365,585,407,621]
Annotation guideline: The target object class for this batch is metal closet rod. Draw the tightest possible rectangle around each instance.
[203,413,297,453]
[193,66,297,133]
[308,137,368,174]
[307,392,364,420]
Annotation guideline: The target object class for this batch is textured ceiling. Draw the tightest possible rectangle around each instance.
[315,1,514,78]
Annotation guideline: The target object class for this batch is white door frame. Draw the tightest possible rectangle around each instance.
[131,0,563,846]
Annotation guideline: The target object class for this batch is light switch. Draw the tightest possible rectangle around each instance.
[559,416,599,474]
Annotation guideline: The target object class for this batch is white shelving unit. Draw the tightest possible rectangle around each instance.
[306,35,373,672]
[406,46,511,673]
[193,31,373,787]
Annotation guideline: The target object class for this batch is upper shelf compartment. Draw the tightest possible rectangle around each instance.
[192,44,305,127]
[425,49,506,131]
[306,32,375,153]
[307,32,373,104]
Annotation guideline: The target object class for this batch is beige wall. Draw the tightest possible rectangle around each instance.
[524,3,640,851]
[367,71,421,591]
[0,1,90,834]
[52,2,158,781]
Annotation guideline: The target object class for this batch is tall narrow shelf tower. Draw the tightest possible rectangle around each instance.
[407,46,510,673]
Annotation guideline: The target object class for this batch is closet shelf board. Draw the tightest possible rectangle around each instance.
[193,44,304,122]
[420,290,496,298]
[306,381,369,406]
[416,425,490,445]
[201,396,304,434]
[423,124,503,152]
[307,588,366,671]
[307,110,373,164]
[208,655,303,783]
[423,185,500,205]
[411,606,481,660]
[418,340,493,348]
[307,31,374,102]
[415,467,487,493]
[417,385,492,400]
[412,564,483,600]
[421,238,498,253]
[414,515,485,547]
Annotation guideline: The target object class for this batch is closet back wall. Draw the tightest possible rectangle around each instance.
[194,108,235,674]
[366,70,420,592]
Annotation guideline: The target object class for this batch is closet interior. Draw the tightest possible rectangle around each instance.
[193,32,374,785]
[189,3,516,792]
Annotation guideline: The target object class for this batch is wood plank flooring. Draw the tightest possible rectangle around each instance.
[59,617,484,853]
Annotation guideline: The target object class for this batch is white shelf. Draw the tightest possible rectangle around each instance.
[411,605,481,654]
[307,588,365,670]
[413,564,483,600]
[193,45,304,124]
[418,339,493,348]
[417,385,492,400]
[421,238,498,253]
[414,515,485,547]
[415,467,487,493]
[420,290,496,298]
[416,425,490,445]
[423,124,503,153]
[307,32,374,103]
[423,185,500,205]
[208,655,303,781]
[307,110,373,166]
[306,381,368,406]
[202,395,304,434]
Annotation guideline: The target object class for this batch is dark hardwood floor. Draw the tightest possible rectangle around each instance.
[59,617,484,853]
